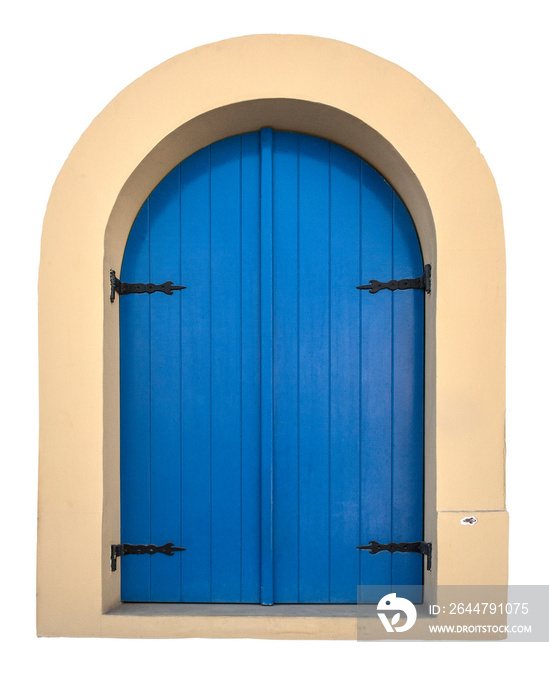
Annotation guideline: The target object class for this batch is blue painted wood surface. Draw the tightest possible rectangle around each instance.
[260,129,275,604]
[120,129,424,603]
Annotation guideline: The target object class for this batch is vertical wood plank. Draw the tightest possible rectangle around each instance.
[298,134,331,602]
[179,147,213,601]
[391,195,424,593]
[240,131,262,603]
[149,166,183,601]
[210,135,244,602]
[120,200,151,601]
[328,143,361,602]
[359,162,393,597]
[272,130,300,602]
[260,128,274,604]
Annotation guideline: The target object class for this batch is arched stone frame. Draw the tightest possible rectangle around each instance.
[37,35,507,639]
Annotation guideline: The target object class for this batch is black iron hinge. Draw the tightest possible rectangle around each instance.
[110,270,186,302]
[357,540,432,571]
[357,264,431,294]
[110,542,186,572]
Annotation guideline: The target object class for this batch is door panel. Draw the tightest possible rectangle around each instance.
[119,129,424,603]
[121,133,262,602]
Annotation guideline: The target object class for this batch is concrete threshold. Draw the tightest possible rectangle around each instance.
[107,603,377,618]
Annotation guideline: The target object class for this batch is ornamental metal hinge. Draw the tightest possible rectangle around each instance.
[110,542,186,572]
[357,264,431,294]
[110,270,186,302]
[357,540,433,571]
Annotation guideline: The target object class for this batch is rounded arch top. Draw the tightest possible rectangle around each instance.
[41,34,503,271]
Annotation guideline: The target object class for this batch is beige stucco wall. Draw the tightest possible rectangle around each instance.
[37,35,507,639]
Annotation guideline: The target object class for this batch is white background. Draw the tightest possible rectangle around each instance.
[1,0,547,696]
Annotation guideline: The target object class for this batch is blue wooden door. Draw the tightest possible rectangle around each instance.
[119,129,424,603]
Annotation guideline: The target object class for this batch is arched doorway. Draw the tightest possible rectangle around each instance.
[118,129,425,604]
[37,36,507,638]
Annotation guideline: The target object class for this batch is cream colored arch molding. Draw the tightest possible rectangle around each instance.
[37,35,507,639]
